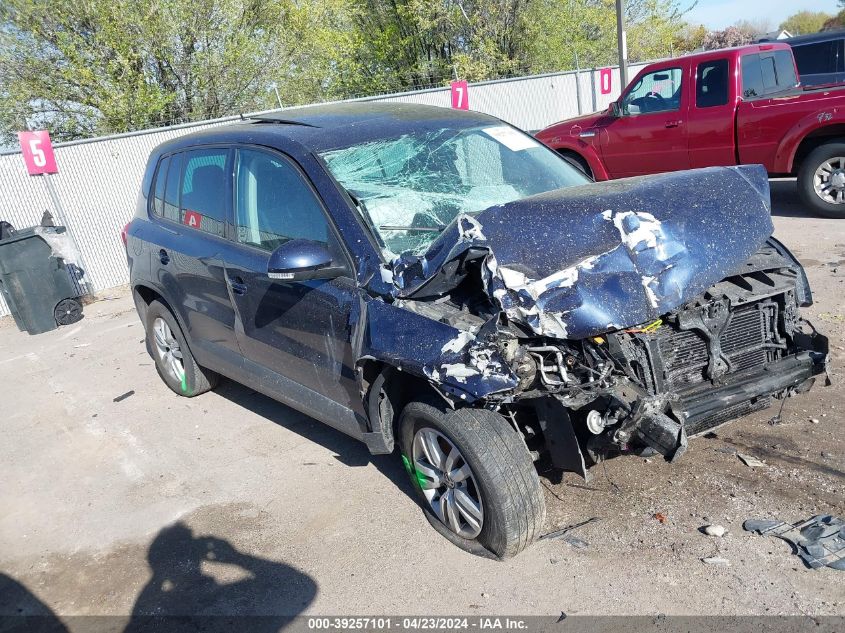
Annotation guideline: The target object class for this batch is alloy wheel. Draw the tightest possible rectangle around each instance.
[813,157,845,204]
[411,427,484,539]
[152,317,185,384]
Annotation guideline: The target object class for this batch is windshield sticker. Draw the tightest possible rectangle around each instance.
[482,126,538,152]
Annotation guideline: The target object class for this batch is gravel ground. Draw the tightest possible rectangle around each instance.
[0,178,842,621]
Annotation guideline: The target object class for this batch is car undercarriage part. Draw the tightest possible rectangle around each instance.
[744,515,845,571]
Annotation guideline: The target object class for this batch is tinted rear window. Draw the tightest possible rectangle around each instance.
[163,154,182,223]
[741,54,764,98]
[792,40,844,75]
[741,51,797,98]
[151,156,169,217]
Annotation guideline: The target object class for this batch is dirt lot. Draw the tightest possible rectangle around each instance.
[1,179,843,620]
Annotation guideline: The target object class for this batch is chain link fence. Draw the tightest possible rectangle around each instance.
[0,62,647,317]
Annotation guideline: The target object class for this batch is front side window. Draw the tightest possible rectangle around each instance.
[234,149,345,264]
[696,59,729,108]
[622,68,683,115]
[319,125,588,257]
[180,149,228,237]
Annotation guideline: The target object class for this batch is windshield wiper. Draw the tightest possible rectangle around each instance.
[379,225,444,232]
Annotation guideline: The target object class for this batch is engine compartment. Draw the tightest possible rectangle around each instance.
[397,241,829,476]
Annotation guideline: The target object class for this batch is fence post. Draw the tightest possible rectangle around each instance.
[590,68,598,113]
[574,51,583,115]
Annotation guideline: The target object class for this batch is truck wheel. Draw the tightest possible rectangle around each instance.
[398,399,545,558]
[798,143,845,218]
[145,300,219,397]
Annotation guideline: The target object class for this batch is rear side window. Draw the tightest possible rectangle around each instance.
[151,156,169,216]
[180,149,228,237]
[741,51,797,98]
[162,154,182,223]
[792,40,844,75]
[696,59,729,107]
[741,54,763,98]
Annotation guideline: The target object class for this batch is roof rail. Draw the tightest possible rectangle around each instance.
[249,113,318,127]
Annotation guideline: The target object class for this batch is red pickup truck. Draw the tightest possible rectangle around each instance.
[536,43,845,218]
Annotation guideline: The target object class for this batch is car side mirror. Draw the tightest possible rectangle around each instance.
[267,239,341,281]
[609,101,621,117]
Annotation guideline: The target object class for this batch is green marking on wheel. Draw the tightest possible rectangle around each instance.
[401,454,427,489]
[180,373,187,394]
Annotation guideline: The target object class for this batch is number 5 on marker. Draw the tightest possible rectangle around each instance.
[18,130,58,175]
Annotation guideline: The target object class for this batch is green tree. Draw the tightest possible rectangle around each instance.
[780,11,831,35]
[0,0,707,142]
[527,0,693,72]
[0,0,354,141]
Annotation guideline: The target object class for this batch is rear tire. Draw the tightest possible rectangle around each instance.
[398,399,545,559]
[144,300,219,397]
[798,143,845,218]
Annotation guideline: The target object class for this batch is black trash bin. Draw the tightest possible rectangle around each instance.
[0,226,84,335]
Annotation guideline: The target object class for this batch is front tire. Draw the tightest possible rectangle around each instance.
[144,300,219,397]
[398,399,545,559]
[798,143,845,218]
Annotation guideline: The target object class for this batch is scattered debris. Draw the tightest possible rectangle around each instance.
[737,453,766,467]
[810,418,820,424]
[539,516,600,541]
[561,535,589,550]
[701,556,731,566]
[112,390,135,403]
[73,343,90,348]
[557,612,567,623]
[768,394,790,425]
[653,512,668,524]
[703,525,727,537]
[744,515,845,570]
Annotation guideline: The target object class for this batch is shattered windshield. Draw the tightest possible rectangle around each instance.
[319,124,589,258]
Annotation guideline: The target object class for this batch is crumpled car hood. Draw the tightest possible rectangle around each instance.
[391,165,774,340]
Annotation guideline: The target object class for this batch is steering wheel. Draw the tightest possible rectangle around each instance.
[644,91,666,111]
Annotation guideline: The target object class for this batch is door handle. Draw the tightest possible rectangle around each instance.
[228,275,247,295]
[159,249,170,265]
[665,120,682,128]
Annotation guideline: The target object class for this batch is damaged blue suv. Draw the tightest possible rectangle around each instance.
[127,103,828,558]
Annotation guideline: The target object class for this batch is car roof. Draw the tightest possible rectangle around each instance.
[782,29,845,46]
[152,102,503,157]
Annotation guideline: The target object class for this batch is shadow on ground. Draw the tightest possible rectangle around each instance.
[2,522,317,632]
[214,379,419,504]
[769,178,812,219]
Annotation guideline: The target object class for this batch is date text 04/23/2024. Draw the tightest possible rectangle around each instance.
[307,617,529,630]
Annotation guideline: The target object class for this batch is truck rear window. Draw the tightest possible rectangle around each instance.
[741,50,798,99]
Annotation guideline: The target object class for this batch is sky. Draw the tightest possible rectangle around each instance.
[685,0,841,30]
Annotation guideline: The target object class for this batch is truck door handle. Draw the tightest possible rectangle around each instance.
[159,249,170,265]
[665,120,682,128]
[228,275,247,295]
